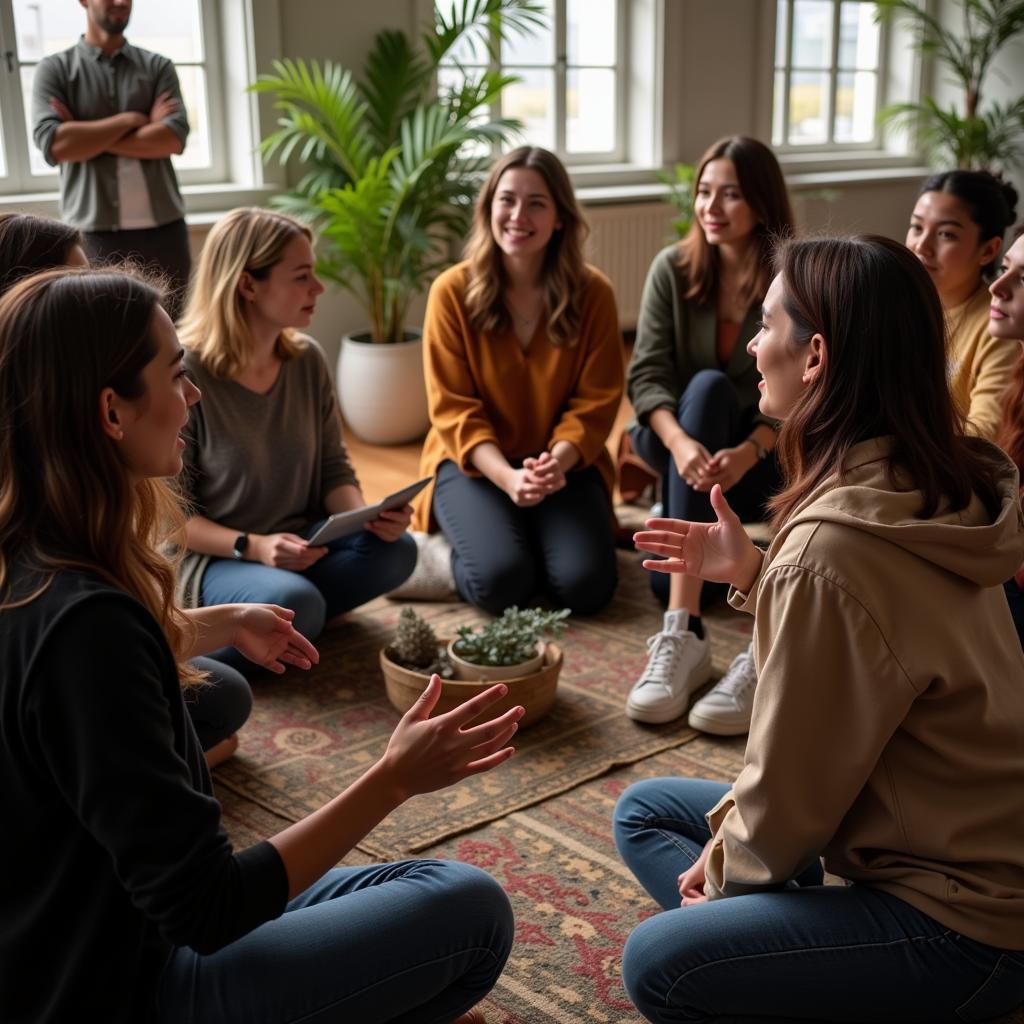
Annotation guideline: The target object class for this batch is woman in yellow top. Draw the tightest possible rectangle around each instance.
[413,146,624,615]
[906,170,1018,441]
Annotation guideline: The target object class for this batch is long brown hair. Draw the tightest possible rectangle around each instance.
[769,235,1001,527]
[463,146,589,347]
[997,227,1024,476]
[178,207,310,377]
[678,136,795,308]
[0,213,83,295]
[0,270,196,674]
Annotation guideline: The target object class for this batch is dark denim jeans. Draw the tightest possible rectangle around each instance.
[614,777,1024,1023]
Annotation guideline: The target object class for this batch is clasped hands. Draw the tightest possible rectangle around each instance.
[671,436,757,493]
[633,483,763,594]
[504,451,567,507]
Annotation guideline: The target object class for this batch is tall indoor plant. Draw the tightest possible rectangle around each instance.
[875,0,1024,172]
[251,1,546,443]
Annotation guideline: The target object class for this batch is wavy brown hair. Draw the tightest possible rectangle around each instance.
[769,235,1001,528]
[0,269,197,679]
[463,146,589,347]
[178,207,310,377]
[0,213,83,295]
[678,136,795,308]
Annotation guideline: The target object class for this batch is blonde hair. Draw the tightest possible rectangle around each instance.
[0,269,199,682]
[463,147,589,348]
[178,207,313,377]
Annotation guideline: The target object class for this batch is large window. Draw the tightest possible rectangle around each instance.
[0,0,223,194]
[439,0,626,165]
[772,0,885,150]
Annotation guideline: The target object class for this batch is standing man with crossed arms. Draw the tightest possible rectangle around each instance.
[31,0,191,315]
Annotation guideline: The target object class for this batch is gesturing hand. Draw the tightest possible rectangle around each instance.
[633,484,762,589]
[230,604,319,674]
[678,838,713,907]
[380,676,524,801]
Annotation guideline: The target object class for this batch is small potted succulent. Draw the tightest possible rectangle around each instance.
[380,606,567,727]
[448,606,569,680]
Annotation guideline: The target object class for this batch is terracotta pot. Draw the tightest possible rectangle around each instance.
[446,639,545,680]
[380,641,562,729]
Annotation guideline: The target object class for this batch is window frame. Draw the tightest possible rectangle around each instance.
[0,0,229,197]
[441,0,630,168]
[772,0,890,155]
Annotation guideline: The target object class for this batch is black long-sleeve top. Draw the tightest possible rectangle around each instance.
[0,569,289,1023]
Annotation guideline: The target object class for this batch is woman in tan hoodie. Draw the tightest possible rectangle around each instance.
[615,236,1024,1023]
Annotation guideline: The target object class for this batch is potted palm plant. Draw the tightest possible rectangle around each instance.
[875,0,1024,172]
[250,1,546,444]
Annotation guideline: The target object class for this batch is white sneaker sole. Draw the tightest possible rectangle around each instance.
[686,705,752,736]
[624,654,713,724]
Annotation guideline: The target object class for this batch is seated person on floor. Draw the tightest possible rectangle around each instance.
[989,226,1024,648]
[616,235,1024,1024]
[624,135,794,730]
[176,208,416,673]
[0,267,517,1024]
[411,146,624,616]
[0,211,250,769]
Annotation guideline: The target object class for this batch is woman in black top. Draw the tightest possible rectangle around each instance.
[0,269,518,1024]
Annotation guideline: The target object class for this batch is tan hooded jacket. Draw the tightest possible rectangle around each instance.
[705,437,1024,950]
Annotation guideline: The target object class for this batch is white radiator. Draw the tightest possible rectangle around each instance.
[584,201,677,329]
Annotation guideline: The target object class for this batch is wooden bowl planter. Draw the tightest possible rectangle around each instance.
[380,640,562,728]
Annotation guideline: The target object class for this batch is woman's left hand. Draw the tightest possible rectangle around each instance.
[366,503,413,542]
[699,443,758,493]
[523,451,566,495]
[230,604,320,673]
[677,838,714,907]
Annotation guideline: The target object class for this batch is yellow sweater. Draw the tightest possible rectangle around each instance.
[947,282,1018,441]
[413,262,624,532]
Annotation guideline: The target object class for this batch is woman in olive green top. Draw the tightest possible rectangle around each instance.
[625,136,794,729]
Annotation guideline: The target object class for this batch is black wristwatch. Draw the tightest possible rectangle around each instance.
[744,437,769,461]
[231,533,250,560]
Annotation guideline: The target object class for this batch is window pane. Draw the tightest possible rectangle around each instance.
[171,66,210,170]
[792,0,832,68]
[502,68,554,150]
[788,70,829,144]
[775,0,790,68]
[0,111,7,176]
[567,68,615,153]
[834,69,876,142]
[502,0,553,65]
[13,1,81,61]
[839,1,879,70]
[567,0,615,66]
[772,70,786,146]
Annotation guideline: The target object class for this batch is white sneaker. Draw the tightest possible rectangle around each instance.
[386,531,458,601]
[687,641,757,736]
[625,609,712,724]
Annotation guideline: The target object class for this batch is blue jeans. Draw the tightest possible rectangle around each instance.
[200,528,416,672]
[631,370,780,607]
[614,778,1024,1023]
[157,859,513,1024]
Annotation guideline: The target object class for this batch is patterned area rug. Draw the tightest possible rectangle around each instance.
[214,548,755,859]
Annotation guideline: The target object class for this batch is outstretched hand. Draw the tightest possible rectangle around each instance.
[633,484,762,589]
[380,676,523,801]
[230,604,319,673]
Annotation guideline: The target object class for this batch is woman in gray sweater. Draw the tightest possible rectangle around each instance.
[177,209,416,669]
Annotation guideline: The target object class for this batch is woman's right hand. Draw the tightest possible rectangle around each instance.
[633,484,762,589]
[249,532,328,571]
[503,467,547,507]
[379,676,524,801]
[669,436,713,489]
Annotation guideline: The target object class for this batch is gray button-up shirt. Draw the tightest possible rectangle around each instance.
[31,37,189,232]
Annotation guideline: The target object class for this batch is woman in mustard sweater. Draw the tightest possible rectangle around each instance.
[906,170,1018,440]
[413,146,624,615]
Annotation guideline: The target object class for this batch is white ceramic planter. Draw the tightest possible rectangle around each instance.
[447,640,546,681]
[336,332,429,445]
